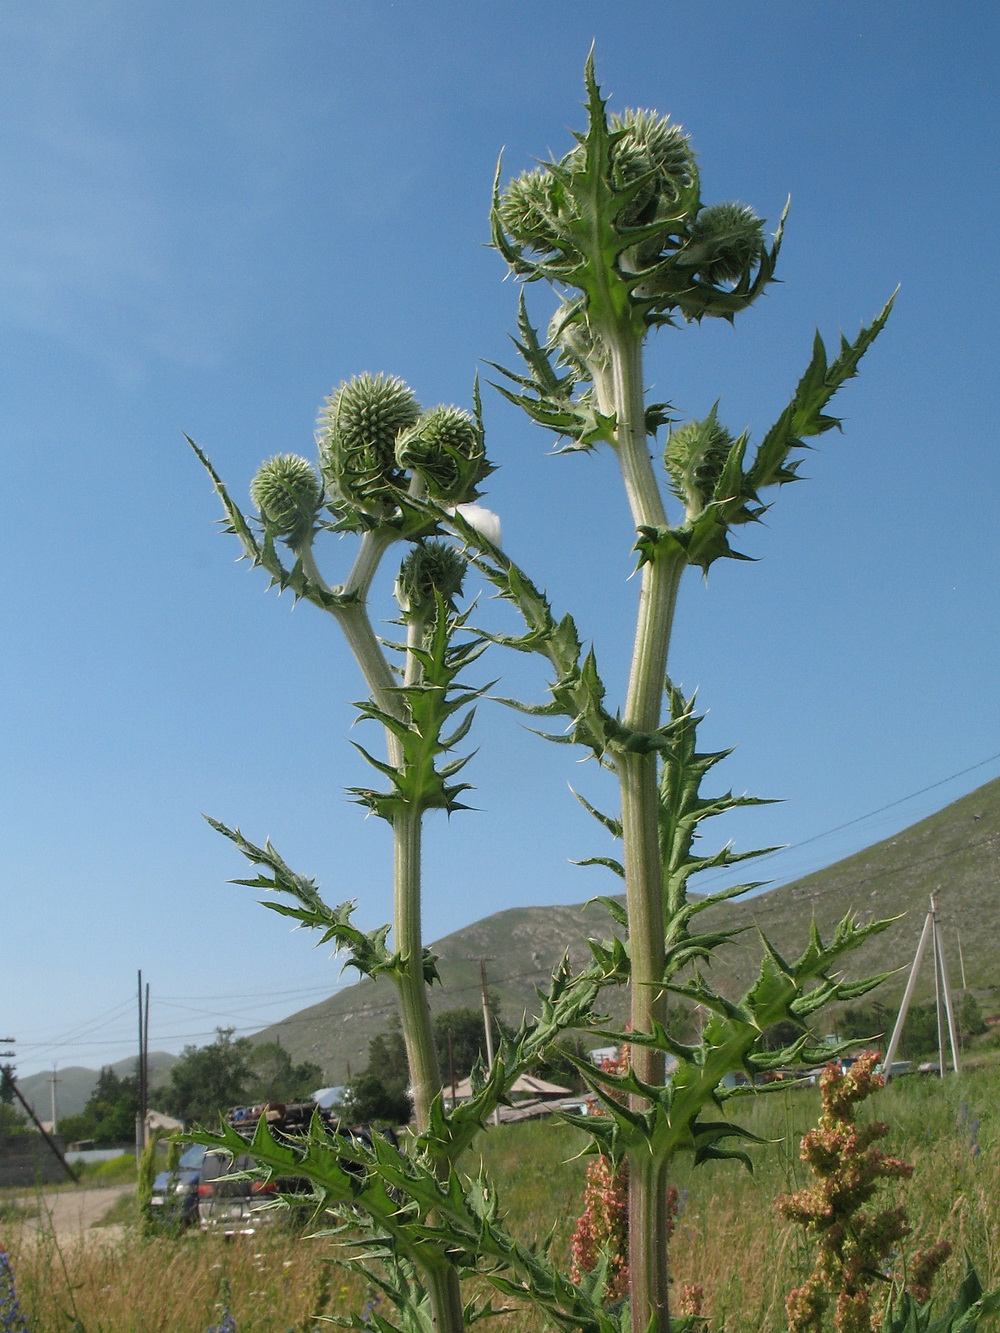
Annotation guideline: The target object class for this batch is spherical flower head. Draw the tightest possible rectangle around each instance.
[685,202,766,284]
[317,373,421,522]
[609,108,696,227]
[664,412,736,519]
[397,539,466,616]
[250,454,322,544]
[495,168,567,258]
[395,405,492,504]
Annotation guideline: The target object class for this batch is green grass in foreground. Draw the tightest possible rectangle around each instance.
[2,1066,998,1332]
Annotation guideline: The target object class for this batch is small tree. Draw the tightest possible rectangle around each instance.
[959,992,986,1040]
[246,1042,322,1104]
[363,1030,410,1099]
[161,1028,253,1126]
[433,1007,494,1083]
[58,1067,138,1146]
[340,1073,412,1127]
[0,1102,27,1137]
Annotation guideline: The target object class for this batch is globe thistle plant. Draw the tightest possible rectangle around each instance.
[317,371,421,525]
[485,55,895,1333]
[395,405,492,505]
[250,453,323,547]
[192,368,504,1333]
[192,53,898,1333]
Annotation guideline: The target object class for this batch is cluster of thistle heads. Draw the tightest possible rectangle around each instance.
[248,373,494,616]
[497,106,767,326]
[492,97,783,539]
[249,372,492,548]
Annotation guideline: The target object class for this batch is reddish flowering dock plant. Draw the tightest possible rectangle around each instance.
[777,1053,998,1333]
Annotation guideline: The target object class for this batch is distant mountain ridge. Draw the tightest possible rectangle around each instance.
[251,777,1000,1085]
[16,1051,178,1123]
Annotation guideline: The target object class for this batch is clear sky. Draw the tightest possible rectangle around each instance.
[3,2,998,1080]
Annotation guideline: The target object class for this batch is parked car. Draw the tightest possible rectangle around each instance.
[197,1101,389,1235]
[149,1143,207,1228]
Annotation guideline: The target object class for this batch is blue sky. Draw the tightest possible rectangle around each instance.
[3,2,998,1080]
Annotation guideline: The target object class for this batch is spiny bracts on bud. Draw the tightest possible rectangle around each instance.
[681,202,767,284]
[664,410,737,519]
[317,373,421,524]
[250,454,323,544]
[498,109,696,263]
[395,405,492,504]
[494,75,775,325]
[608,109,696,212]
[396,539,467,617]
[494,168,566,260]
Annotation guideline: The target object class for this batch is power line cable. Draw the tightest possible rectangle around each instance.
[693,750,1000,888]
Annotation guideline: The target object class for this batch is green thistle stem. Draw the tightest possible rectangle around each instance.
[341,527,398,601]
[404,613,429,687]
[393,801,465,1333]
[609,331,667,533]
[609,326,683,1333]
[629,1155,672,1333]
[335,602,405,766]
[393,805,440,1130]
[300,532,405,767]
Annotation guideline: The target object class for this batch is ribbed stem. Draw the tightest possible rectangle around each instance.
[605,324,683,1333]
[334,603,404,769]
[393,806,440,1130]
[404,611,428,687]
[629,1154,671,1333]
[342,527,397,601]
[302,530,404,766]
[393,803,465,1333]
[423,1265,466,1333]
[303,526,463,1333]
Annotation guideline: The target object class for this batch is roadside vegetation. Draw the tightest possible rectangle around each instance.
[2,1061,999,1333]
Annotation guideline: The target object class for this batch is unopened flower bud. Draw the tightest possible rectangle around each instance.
[397,539,467,616]
[684,202,766,284]
[664,412,736,519]
[317,373,421,522]
[395,405,492,504]
[609,109,696,227]
[495,168,566,257]
[250,454,322,543]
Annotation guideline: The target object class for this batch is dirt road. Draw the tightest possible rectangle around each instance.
[10,1185,134,1245]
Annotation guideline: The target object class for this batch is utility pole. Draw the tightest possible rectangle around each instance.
[136,971,150,1158]
[882,894,960,1078]
[49,1066,59,1134]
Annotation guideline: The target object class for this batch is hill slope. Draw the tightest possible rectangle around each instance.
[255,776,1000,1084]
[702,775,1000,999]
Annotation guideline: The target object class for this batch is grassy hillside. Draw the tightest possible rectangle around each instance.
[700,775,1000,1005]
[253,776,1000,1085]
[251,898,630,1085]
